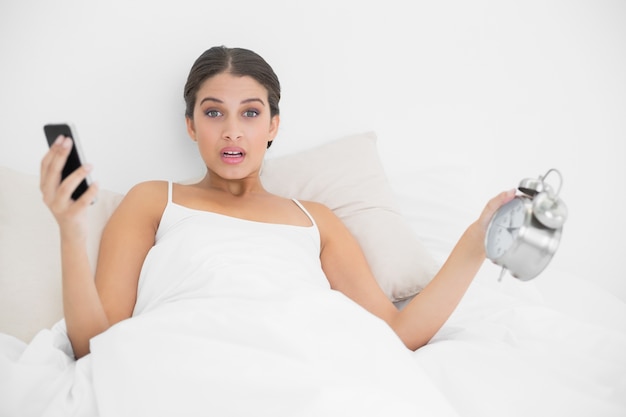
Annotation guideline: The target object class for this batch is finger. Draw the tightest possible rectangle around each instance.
[40,137,73,196]
[40,135,65,186]
[76,181,99,207]
[61,182,99,227]
[479,189,516,229]
[41,136,71,180]
[57,163,93,202]
[40,135,64,173]
[490,189,515,209]
[490,189,515,213]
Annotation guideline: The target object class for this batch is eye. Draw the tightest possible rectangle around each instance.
[242,109,259,118]
[205,109,222,118]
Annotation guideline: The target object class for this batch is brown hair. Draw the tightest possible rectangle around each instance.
[184,46,281,121]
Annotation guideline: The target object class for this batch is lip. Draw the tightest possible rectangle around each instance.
[220,146,246,164]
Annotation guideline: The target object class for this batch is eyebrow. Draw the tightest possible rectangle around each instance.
[199,97,266,106]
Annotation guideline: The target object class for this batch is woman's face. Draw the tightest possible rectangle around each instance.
[186,72,279,183]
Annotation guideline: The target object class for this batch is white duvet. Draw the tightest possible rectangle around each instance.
[2,273,624,417]
[1,195,625,416]
[413,273,626,417]
[1,288,459,417]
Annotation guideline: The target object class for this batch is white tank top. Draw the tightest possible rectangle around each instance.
[132,182,329,316]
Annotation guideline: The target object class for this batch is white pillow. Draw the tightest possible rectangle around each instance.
[384,163,481,264]
[261,132,440,302]
[0,166,122,342]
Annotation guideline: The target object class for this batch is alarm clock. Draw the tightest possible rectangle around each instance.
[485,168,568,281]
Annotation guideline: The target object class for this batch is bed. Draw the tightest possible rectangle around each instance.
[1,132,625,416]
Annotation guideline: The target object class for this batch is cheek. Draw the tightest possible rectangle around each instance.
[193,119,220,139]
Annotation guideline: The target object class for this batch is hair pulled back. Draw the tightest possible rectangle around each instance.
[183,46,281,121]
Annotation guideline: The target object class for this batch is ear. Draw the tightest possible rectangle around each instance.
[185,116,197,141]
[268,114,280,145]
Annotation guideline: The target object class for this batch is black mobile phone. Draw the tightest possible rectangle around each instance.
[43,123,92,200]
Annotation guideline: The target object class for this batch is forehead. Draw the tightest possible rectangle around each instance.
[197,72,268,102]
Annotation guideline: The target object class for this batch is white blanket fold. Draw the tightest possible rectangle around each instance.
[413,281,626,417]
[90,290,458,417]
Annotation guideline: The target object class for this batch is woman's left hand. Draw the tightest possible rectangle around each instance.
[476,189,517,233]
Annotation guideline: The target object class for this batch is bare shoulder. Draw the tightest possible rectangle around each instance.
[298,200,336,222]
[109,180,169,230]
[125,180,168,201]
[298,200,346,236]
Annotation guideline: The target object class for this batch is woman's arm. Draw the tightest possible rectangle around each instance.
[41,136,107,358]
[390,221,490,349]
[306,189,515,351]
[94,182,165,327]
[394,189,515,349]
[40,136,163,358]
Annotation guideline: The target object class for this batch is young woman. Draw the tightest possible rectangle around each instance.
[25,45,515,415]
[41,46,513,360]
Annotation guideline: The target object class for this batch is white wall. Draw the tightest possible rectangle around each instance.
[1,0,625,301]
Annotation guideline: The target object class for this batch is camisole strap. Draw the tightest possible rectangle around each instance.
[291,199,317,228]
[167,181,173,204]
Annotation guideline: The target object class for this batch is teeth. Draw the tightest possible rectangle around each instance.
[224,151,242,156]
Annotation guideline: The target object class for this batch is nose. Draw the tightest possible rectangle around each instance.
[223,116,243,141]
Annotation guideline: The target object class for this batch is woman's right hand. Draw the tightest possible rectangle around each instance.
[40,135,99,240]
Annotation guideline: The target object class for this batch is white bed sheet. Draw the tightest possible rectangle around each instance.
[1,289,461,417]
[2,157,625,416]
[412,266,626,417]
[2,268,624,416]
[385,159,626,415]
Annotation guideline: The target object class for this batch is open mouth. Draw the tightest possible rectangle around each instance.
[220,148,245,164]
[223,151,243,158]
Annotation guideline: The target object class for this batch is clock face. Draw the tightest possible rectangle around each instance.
[485,197,526,260]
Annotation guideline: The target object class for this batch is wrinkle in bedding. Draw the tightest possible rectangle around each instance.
[0,193,458,416]
[413,280,626,417]
[3,184,624,416]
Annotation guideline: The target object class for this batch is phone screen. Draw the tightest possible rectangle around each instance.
[43,123,90,200]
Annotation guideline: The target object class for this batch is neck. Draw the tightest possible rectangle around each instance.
[199,171,267,198]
